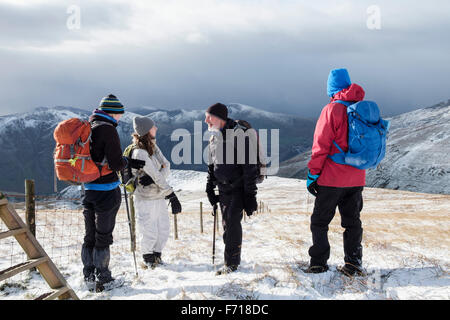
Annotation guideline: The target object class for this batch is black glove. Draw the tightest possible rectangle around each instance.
[139,174,154,186]
[125,157,145,169]
[211,204,218,217]
[165,192,182,214]
[243,194,257,217]
[306,171,320,197]
[206,189,220,207]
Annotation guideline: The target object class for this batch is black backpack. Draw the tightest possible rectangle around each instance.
[120,144,139,193]
[233,120,267,184]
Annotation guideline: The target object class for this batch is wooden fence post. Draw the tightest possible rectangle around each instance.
[173,214,179,240]
[200,202,203,234]
[25,179,36,237]
[25,179,36,272]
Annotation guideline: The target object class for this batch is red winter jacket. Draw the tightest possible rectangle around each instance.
[307,83,366,187]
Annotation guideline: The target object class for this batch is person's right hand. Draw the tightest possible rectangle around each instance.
[207,190,220,207]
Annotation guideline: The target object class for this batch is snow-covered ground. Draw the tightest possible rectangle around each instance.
[1,170,449,300]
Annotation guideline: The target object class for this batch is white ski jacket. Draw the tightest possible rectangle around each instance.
[131,145,173,200]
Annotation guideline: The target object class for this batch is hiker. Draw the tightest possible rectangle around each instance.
[205,103,259,275]
[129,116,182,269]
[81,94,146,290]
[305,68,366,276]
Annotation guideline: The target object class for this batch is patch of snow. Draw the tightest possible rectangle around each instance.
[1,170,449,300]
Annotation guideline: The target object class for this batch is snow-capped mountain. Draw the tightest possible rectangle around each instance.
[278,100,450,195]
[0,104,314,194]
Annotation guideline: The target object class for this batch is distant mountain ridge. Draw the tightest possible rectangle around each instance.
[0,103,315,194]
[3,100,448,195]
[278,99,450,195]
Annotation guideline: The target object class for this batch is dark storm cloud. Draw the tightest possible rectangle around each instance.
[0,0,449,118]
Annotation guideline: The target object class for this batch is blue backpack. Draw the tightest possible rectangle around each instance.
[329,100,390,170]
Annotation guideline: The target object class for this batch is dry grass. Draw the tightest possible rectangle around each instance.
[1,183,449,300]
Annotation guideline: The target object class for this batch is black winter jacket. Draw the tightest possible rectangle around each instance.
[88,114,127,185]
[206,118,258,196]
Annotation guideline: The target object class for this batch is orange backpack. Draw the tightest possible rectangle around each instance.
[53,118,113,184]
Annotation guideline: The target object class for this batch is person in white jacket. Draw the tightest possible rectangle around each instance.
[131,116,182,268]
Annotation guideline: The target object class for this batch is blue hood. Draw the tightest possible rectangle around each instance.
[327,68,351,97]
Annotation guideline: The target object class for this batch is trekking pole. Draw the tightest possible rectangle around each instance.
[305,189,309,214]
[212,204,217,266]
[123,186,138,277]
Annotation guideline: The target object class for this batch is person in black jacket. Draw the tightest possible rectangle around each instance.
[81,94,145,291]
[205,103,259,275]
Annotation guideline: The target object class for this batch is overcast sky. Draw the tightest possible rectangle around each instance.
[1,0,449,119]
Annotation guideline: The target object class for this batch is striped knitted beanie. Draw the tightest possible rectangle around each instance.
[98,94,125,114]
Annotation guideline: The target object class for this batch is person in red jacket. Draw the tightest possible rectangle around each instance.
[305,68,366,276]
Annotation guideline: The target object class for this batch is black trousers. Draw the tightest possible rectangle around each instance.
[308,185,364,267]
[82,187,122,249]
[219,190,244,266]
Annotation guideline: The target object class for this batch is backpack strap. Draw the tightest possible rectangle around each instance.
[332,141,344,154]
[124,144,146,185]
[334,100,370,125]
[332,100,352,107]
[234,119,251,131]
[328,100,352,164]
[90,120,114,130]
[89,120,115,174]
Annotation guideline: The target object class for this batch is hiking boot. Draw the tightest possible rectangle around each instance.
[95,276,117,293]
[154,252,163,265]
[337,263,366,277]
[303,265,329,274]
[84,272,95,283]
[143,253,160,269]
[95,267,114,280]
[143,253,156,264]
[84,272,96,291]
[140,253,165,269]
[215,265,238,276]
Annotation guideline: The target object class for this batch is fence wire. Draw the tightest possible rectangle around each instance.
[0,193,132,285]
[1,188,271,290]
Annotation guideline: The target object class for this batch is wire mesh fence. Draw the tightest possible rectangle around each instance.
[0,179,273,293]
[0,193,132,284]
